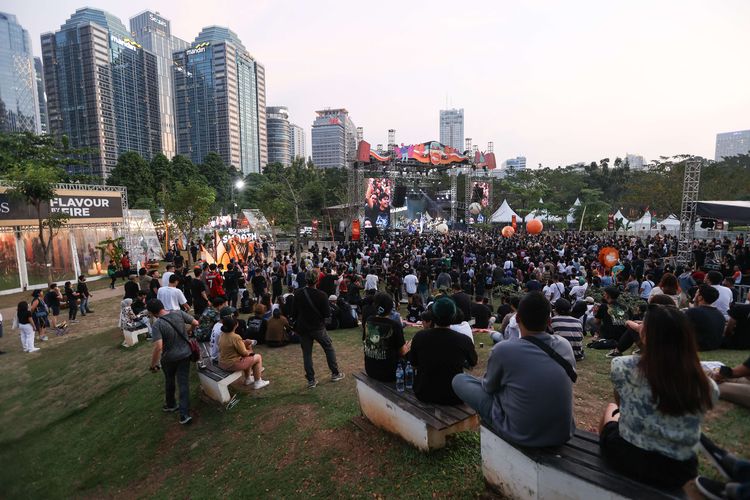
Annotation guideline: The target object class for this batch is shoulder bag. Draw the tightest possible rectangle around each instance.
[522,335,577,383]
[160,314,200,362]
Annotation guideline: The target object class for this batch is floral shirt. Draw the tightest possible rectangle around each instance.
[611,355,718,461]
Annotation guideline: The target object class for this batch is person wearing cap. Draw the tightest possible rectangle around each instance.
[147,298,199,425]
[550,298,584,361]
[591,286,630,349]
[218,316,269,390]
[453,291,576,447]
[408,297,477,405]
[363,293,408,382]
[292,269,344,388]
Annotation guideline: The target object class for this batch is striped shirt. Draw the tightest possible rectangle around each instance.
[550,315,584,359]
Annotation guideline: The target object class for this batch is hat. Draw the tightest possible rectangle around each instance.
[585,297,595,305]
[578,277,585,285]
[554,298,571,314]
[328,295,338,302]
[219,306,237,318]
[431,297,457,326]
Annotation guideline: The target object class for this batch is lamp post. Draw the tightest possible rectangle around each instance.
[231,179,245,229]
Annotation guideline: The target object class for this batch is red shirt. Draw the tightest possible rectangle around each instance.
[205,271,224,297]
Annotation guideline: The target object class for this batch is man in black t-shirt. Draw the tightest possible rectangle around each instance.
[471,296,494,329]
[191,268,209,316]
[724,303,750,350]
[223,263,241,308]
[363,293,407,382]
[408,297,478,405]
[685,285,726,351]
[450,282,472,323]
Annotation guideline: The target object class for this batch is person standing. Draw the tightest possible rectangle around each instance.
[76,275,93,316]
[44,283,65,332]
[191,267,209,317]
[16,301,39,353]
[147,299,199,425]
[157,274,189,312]
[292,270,345,388]
[120,251,132,279]
[64,281,79,324]
[222,263,241,308]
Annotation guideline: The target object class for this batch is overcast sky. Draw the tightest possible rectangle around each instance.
[7,0,750,167]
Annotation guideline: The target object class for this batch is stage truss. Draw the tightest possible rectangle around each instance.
[676,159,702,267]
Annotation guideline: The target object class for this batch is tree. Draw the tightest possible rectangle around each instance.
[200,152,238,213]
[107,152,155,204]
[7,164,68,284]
[171,155,204,186]
[163,181,215,265]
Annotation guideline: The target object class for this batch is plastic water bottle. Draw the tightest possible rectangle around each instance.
[396,363,405,392]
[405,362,414,390]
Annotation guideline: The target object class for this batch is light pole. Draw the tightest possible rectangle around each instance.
[231,179,245,228]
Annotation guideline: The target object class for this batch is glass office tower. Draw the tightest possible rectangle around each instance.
[0,13,40,133]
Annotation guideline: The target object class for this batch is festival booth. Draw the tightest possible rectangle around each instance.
[0,183,128,294]
[631,210,653,231]
[657,214,681,233]
[613,209,630,228]
[490,199,520,223]
[566,198,582,225]
[125,209,163,267]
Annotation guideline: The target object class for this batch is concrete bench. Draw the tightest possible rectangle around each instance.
[481,425,684,499]
[197,342,243,405]
[121,326,149,347]
[353,371,478,451]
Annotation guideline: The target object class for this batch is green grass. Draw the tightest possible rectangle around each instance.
[0,299,748,498]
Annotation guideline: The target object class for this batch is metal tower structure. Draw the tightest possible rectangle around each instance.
[465,138,472,153]
[450,169,458,223]
[487,141,494,153]
[388,129,396,148]
[676,159,702,267]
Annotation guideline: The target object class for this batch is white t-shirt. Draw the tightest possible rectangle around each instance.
[449,321,474,344]
[157,286,187,311]
[712,284,733,320]
[365,274,379,291]
[640,280,654,299]
[161,271,174,288]
[403,274,418,295]
[570,283,588,300]
[548,282,565,303]
[209,322,223,360]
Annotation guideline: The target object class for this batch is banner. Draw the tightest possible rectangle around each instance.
[471,182,490,207]
[351,219,360,241]
[364,178,392,229]
[0,187,123,227]
[608,213,615,231]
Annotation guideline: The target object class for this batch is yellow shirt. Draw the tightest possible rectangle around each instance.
[218,332,250,369]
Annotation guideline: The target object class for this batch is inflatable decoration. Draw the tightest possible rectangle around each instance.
[598,247,620,268]
[526,219,543,235]
[437,223,449,234]
[501,226,515,238]
[469,202,482,215]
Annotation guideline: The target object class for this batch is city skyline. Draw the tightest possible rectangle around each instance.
[4,0,750,168]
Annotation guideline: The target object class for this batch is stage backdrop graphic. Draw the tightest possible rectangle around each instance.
[364,178,393,229]
[471,182,491,207]
[0,187,124,226]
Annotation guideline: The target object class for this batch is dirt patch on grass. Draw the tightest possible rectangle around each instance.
[257,403,317,434]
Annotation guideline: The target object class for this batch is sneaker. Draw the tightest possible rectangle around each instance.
[307,379,318,389]
[605,349,621,358]
[244,376,255,385]
[28,347,41,353]
[331,372,346,382]
[179,415,193,425]
[86,310,94,314]
[632,348,641,355]
[253,379,270,390]
[162,405,179,413]
[700,434,733,479]
[40,336,49,342]
[70,320,79,324]
[695,476,726,500]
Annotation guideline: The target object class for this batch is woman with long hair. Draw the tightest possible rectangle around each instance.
[649,272,683,307]
[16,301,39,353]
[599,304,718,489]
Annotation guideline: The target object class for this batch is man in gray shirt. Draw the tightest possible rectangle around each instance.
[148,299,199,425]
[452,291,576,447]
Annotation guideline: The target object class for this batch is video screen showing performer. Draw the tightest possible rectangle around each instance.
[364,178,392,229]
[471,182,490,207]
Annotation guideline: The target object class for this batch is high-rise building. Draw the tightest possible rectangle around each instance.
[290,123,306,162]
[311,108,356,169]
[439,108,464,151]
[41,8,161,177]
[715,130,750,161]
[356,126,363,144]
[0,13,40,133]
[173,26,267,175]
[503,156,527,170]
[33,57,47,133]
[625,153,645,170]
[266,106,291,166]
[129,11,189,159]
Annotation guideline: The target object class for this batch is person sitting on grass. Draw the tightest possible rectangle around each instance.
[598,303,718,490]
[711,354,750,409]
[245,304,268,344]
[549,298,584,361]
[409,297,478,405]
[406,294,425,324]
[591,286,630,350]
[605,294,676,358]
[218,316,269,390]
[685,285,726,351]
[266,308,294,347]
[363,293,408,382]
[452,291,575,447]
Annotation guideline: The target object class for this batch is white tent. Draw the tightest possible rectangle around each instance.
[490,199,520,223]
[613,209,629,225]
[631,210,653,231]
[566,198,582,224]
[658,214,681,231]
[524,209,562,223]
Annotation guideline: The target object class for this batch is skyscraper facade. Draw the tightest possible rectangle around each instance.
[266,106,291,166]
[311,108,356,169]
[290,123,306,162]
[439,108,464,151]
[33,57,48,133]
[129,11,188,159]
[41,8,161,177]
[0,13,40,133]
[715,130,750,161]
[173,26,267,175]
[625,153,645,170]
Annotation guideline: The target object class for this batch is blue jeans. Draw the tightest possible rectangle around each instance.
[79,297,90,313]
[299,329,340,382]
[452,373,494,425]
[162,357,190,418]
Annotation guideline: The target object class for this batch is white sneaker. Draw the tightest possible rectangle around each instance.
[244,376,255,385]
[252,379,270,390]
[28,347,40,353]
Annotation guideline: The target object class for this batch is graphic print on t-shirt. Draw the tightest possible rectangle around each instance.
[364,320,393,360]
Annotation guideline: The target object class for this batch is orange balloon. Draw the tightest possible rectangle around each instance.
[502,226,515,238]
[526,219,543,235]
[598,247,620,268]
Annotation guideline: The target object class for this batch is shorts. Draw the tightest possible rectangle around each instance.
[49,305,60,316]
[599,421,697,490]
[33,315,49,329]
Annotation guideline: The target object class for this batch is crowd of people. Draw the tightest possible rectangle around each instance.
[11,227,749,495]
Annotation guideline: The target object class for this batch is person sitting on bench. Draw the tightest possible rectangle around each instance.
[452,291,576,447]
[409,297,477,405]
[218,316,269,390]
[598,304,718,490]
[363,293,408,382]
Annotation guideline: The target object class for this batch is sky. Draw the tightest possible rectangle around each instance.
[6,0,750,167]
